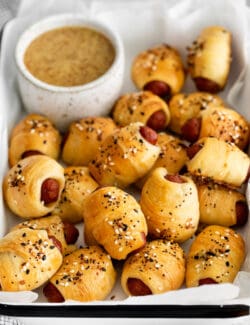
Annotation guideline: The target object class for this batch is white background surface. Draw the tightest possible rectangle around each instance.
[16,317,250,325]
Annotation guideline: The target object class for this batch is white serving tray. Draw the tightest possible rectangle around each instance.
[1,0,250,320]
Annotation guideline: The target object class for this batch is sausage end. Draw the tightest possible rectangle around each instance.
[43,282,65,302]
[127,278,152,296]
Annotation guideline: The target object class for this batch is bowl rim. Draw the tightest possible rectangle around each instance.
[15,13,124,93]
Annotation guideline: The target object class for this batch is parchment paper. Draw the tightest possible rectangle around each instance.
[0,0,250,306]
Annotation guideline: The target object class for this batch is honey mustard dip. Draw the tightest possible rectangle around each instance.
[24,26,115,87]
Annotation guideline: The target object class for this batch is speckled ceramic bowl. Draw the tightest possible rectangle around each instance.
[15,14,125,131]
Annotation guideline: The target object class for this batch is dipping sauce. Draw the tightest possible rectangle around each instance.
[24,26,115,87]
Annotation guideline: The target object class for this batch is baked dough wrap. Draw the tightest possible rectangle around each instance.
[44,246,116,302]
[136,132,188,189]
[186,137,250,188]
[3,155,65,218]
[140,167,199,243]
[11,215,77,255]
[197,183,248,227]
[51,166,98,223]
[9,113,61,167]
[62,117,117,166]
[112,91,170,131]
[82,186,148,260]
[199,106,249,150]
[186,225,245,287]
[121,239,185,296]
[187,26,232,93]
[88,122,160,188]
[154,133,188,172]
[0,228,62,291]
[168,92,224,134]
[131,44,185,97]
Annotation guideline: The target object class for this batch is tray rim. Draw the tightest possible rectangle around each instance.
[0,303,249,318]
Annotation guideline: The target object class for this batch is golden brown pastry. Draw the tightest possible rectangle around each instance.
[187,26,232,93]
[43,246,116,302]
[131,44,185,100]
[121,239,185,296]
[197,183,248,227]
[82,186,148,260]
[140,167,199,243]
[136,132,188,188]
[181,105,249,149]
[112,91,171,131]
[153,133,188,172]
[0,228,63,291]
[168,92,224,135]
[186,225,245,287]
[186,137,250,188]
[8,113,61,167]
[11,215,79,255]
[62,116,117,166]
[198,106,249,150]
[51,166,98,223]
[3,155,65,218]
[88,122,160,188]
